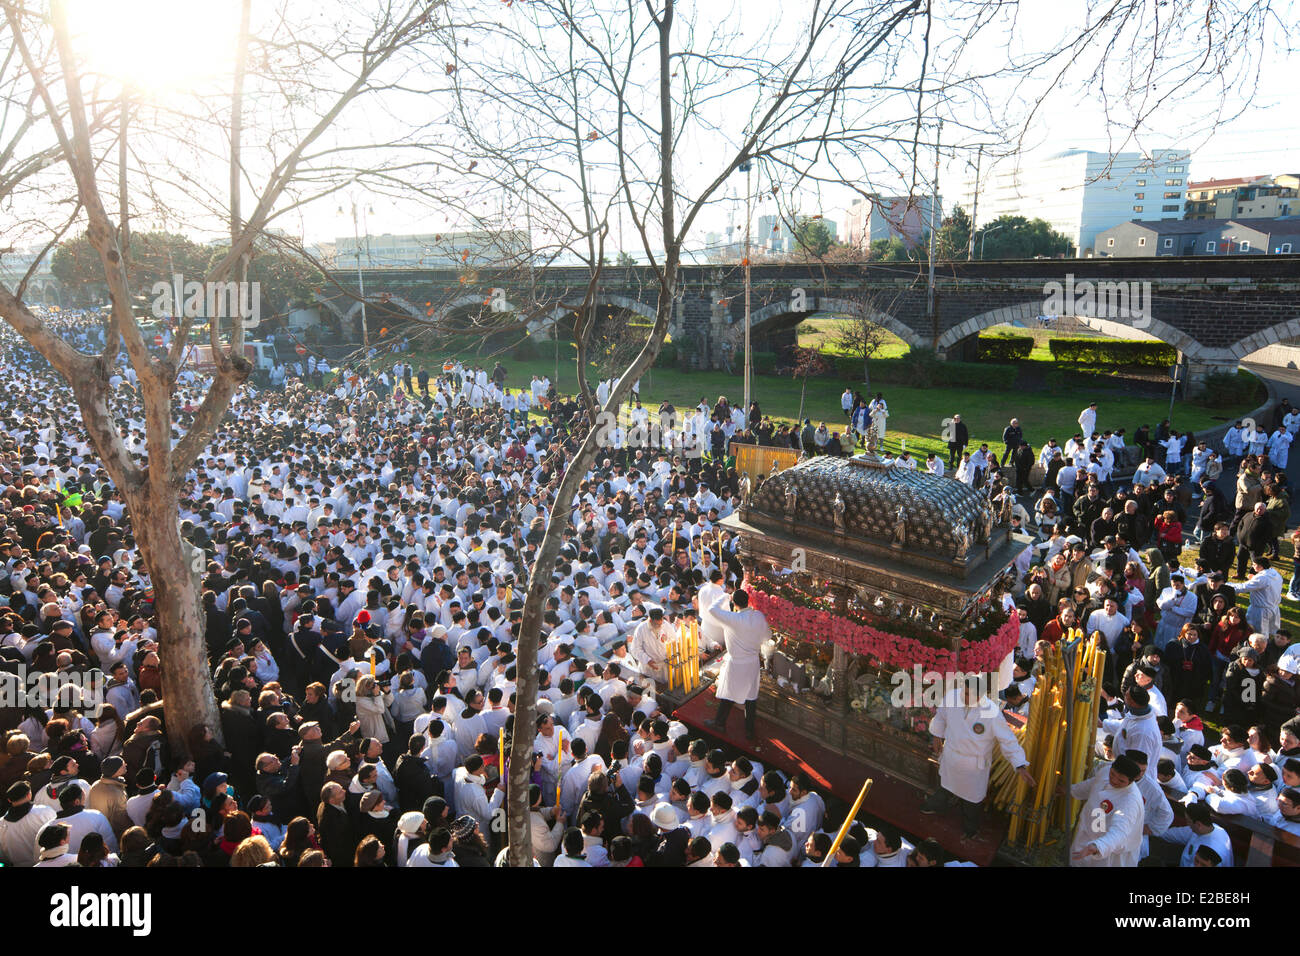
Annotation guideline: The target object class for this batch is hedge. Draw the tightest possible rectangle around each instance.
[1047,337,1177,367]
[977,332,1034,362]
[653,341,678,368]
[836,352,1018,389]
[752,351,779,375]
[1200,369,1265,408]
[511,337,541,360]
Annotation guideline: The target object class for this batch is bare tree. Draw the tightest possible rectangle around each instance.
[439,0,1290,866]
[442,0,957,866]
[0,0,458,754]
[789,346,832,447]
[830,309,891,393]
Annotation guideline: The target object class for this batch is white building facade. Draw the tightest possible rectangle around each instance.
[964,149,1191,256]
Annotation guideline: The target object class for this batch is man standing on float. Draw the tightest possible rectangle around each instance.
[703,572,771,741]
[922,675,1035,840]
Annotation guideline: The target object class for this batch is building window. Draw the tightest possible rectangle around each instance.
[1107,238,1115,247]
[1240,240,1251,252]
[1282,243,1294,254]
[1165,179,1183,187]
[1163,238,1173,248]
[1133,205,1144,213]
[1163,191,1180,199]
[1207,241,1217,252]
[1136,179,1146,186]
[1162,205,1181,212]
[1167,165,1185,173]
[1138,237,1146,246]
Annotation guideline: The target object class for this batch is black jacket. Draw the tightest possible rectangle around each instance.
[1199,535,1237,576]
[393,753,439,812]
[1236,512,1273,556]
[647,826,690,867]
[1163,639,1212,702]
[317,802,356,868]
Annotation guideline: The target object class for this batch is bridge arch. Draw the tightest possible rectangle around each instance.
[527,295,660,338]
[936,299,1209,361]
[343,295,422,321]
[1227,316,1300,362]
[748,296,924,349]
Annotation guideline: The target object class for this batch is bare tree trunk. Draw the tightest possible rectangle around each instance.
[128,486,222,756]
[505,0,681,869]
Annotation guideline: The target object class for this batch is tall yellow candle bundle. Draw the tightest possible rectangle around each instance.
[690,618,700,687]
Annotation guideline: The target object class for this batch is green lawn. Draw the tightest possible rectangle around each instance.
[390,340,1252,461]
[797,320,1102,363]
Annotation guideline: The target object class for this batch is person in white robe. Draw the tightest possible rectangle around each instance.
[702,577,771,739]
[921,680,1034,839]
[1069,755,1145,867]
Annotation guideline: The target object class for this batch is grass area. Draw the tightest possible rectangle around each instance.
[797,319,1106,363]
[796,318,911,359]
[390,341,1254,461]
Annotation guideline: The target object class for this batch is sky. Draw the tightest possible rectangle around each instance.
[310,0,1300,252]
[8,0,1298,260]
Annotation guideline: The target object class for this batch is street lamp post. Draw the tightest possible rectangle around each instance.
[978,223,1005,259]
[338,197,373,356]
[738,159,753,425]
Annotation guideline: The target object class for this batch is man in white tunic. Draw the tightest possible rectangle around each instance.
[1069,755,1145,866]
[921,679,1034,839]
[703,577,770,740]
[1238,556,1283,638]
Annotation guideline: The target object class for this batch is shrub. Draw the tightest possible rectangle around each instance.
[1198,369,1265,408]
[511,337,540,360]
[853,349,1017,390]
[653,341,677,368]
[751,351,779,375]
[1047,337,1176,367]
[977,333,1034,362]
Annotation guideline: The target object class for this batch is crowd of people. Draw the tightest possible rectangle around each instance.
[0,311,937,869]
[954,397,1300,864]
[1,307,1298,869]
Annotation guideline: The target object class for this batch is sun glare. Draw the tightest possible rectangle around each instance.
[61,0,241,94]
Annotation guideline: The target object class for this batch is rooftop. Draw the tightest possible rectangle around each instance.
[1187,176,1265,190]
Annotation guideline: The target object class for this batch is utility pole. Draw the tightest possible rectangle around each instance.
[968,144,982,260]
[926,120,941,333]
[353,205,370,354]
[741,159,753,422]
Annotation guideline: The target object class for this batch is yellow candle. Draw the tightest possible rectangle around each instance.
[822,779,874,867]
[370,654,375,678]
[498,727,506,786]
[671,528,677,559]
[506,586,513,607]
[555,727,563,806]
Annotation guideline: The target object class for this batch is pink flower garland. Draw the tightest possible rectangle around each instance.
[746,586,1019,676]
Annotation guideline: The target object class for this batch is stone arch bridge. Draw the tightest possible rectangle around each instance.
[322,256,1300,381]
